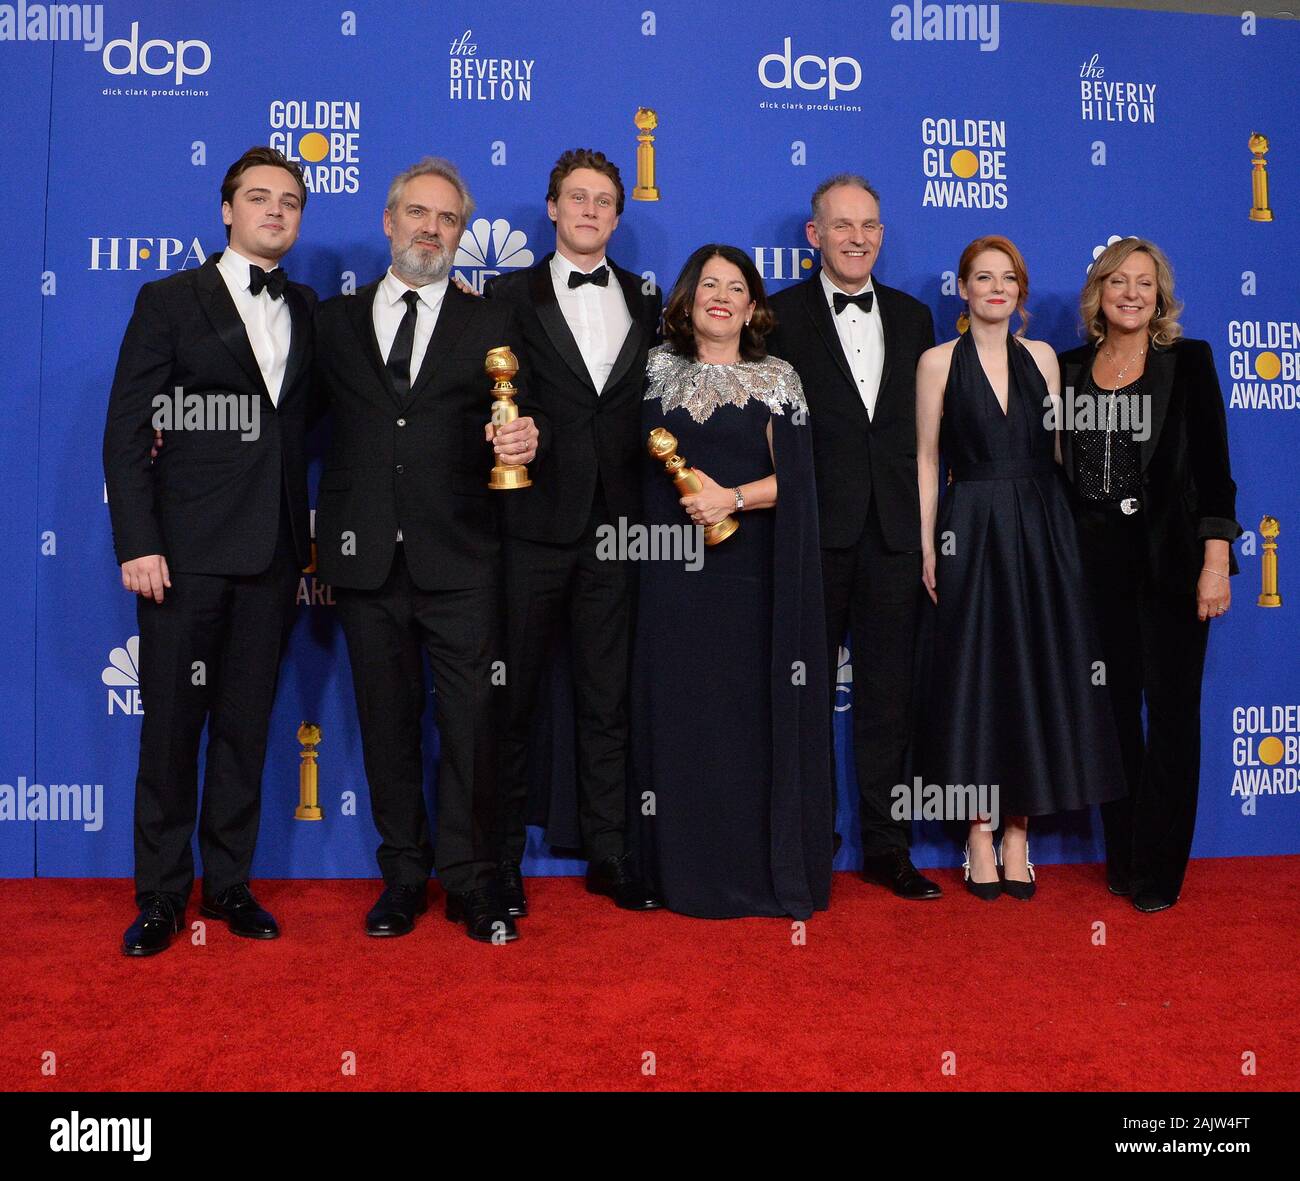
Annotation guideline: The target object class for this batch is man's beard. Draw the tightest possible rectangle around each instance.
[392,236,452,283]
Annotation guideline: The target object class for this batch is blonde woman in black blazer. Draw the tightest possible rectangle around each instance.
[1058,237,1240,913]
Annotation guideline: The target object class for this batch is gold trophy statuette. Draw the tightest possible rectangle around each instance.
[647,426,738,546]
[1258,515,1282,607]
[632,107,660,201]
[485,345,531,490]
[295,722,323,821]
[1249,132,1273,223]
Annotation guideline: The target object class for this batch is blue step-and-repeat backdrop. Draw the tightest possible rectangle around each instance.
[0,0,1296,881]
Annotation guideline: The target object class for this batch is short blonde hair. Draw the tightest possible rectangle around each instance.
[1080,237,1182,347]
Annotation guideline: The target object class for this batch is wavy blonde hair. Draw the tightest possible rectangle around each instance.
[1080,237,1183,346]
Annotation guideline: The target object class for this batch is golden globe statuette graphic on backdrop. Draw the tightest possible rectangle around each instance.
[1258,516,1282,607]
[633,107,660,201]
[647,426,738,546]
[485,346,531,490]
[295,723,323,821]
[1249,133,1273,222]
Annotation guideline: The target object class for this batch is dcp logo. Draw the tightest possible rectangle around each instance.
[103,21,211,85]
[759,37,862,102]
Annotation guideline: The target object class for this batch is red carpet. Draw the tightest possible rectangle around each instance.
[4,858,1297,1091]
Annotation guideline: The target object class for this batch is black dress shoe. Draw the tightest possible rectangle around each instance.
[586,854,662,911]
[1106,865,1132,896]
[496,862,528,917]
[123,893,183,956]
[1133,890,1177,913]
[200,883,280,939]
[365,883,427,937]
[445,888,519,943]
[862,851,943,900]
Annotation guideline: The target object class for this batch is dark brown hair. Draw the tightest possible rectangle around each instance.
[546,148,625,216]
[220,146,308,241]
[663,245,776,363]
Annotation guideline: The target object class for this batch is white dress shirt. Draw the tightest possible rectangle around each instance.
[550,252,632,393]
[372,268,449,543]
[217,247,291,405]
[821,270,885,419]
[372,267,448,383]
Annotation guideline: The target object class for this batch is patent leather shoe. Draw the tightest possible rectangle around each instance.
[586,854,661,910]
[365,882,427,937]
[446,888,519,943]
[200,883,280,938]
[123,893,183,956]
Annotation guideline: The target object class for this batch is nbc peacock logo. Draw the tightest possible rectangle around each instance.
[102,636,144,716]
[834,645,852,713]
[452,217,534,293]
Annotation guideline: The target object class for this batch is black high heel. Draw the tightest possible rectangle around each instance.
[963,842,1001,902]
[999,838,1036,901]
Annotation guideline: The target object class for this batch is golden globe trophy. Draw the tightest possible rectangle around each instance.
[1249,133,1273,223]
[485,345,531,490]
[1258,516,1282,607]
[647,426,737,546]
[632,107,660,201]
[295,722,323,821]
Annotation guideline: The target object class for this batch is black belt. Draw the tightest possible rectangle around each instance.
[950,457,1056,482]
[1079,495,1143,516]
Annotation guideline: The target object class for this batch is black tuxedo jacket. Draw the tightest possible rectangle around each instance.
[1058,337,1241,594]
[103,253,315,574]
[313,280,536,591]
[485,255,662,544]
[767,272,935,552]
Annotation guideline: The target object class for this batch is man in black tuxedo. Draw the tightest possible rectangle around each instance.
[767,174,941,900]
[314,157,539,943]
[104,147,315,955]
[484,149,661,915]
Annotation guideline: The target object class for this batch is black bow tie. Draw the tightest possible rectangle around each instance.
[568,265,610,289]
[833,290,873,315]
[249,264,288,300]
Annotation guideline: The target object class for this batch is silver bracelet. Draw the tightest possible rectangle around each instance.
[1201,567,1229,581]
[734,487,745,512]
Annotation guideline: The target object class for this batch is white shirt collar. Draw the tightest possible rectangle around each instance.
[551,251,610,283]
[820,270,875,306]
[380,266,448,310]
[218,246,279,292]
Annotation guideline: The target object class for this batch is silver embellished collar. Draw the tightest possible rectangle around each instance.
[644,345,807,424]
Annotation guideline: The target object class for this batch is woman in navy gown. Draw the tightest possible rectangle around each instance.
[632,245,833,919]
[916,235,1124,900]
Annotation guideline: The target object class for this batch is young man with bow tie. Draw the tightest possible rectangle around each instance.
[484,149,662,917]
[104,147,316,955]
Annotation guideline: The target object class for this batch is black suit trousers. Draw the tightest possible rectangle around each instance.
[133,495,300,909]
[1076,504,1210,901]
[821,498,922,857]
[497,493,632,865]
[334,546,499,894]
